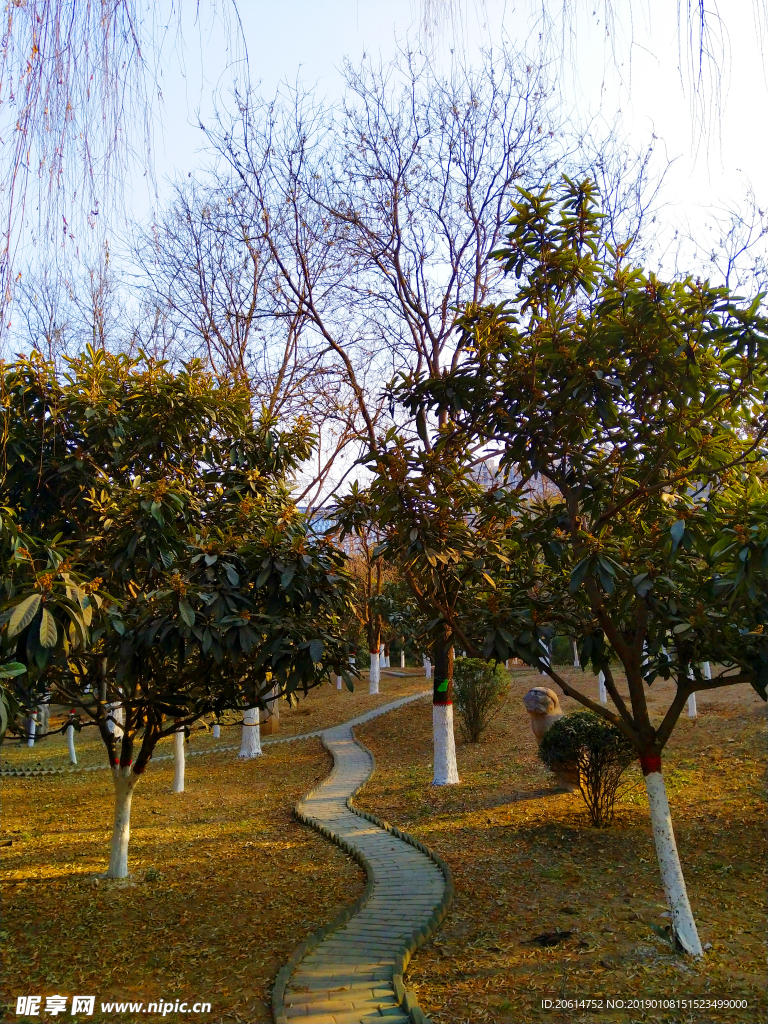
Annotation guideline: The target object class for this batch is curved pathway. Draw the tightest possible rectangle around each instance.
[274,698,452,1024]
[5,692,452,1022]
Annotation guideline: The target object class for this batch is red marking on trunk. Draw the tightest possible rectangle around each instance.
[432,698,453,707]
[640,752,662,775]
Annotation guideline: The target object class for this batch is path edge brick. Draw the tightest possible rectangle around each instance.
[271,701,452,1024]
[348,733,454,1024]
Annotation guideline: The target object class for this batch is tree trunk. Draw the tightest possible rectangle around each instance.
[213,721,221,739]
[382,643,390,668]
[369,650,380,694]
[113,704,124,740]
[642,755,703,956]
[26,715,36,748]
[66,723,77,765]
[687,693,697,718]
[424,656,432,679]
[336,675,343,690]
[400,649,405,669]
[702,661,711,680]
[261,684,280,735]
[432,633,459,786]
[572,640,580,667]
[239,707,262,758]
[598,671,607,705]
[38,703,50,736]
[107,768,138,878]
[172,726,185,793]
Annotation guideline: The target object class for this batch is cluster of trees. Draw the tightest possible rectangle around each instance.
[336,178,768,955]
[4,37,767,959]
[0,348,356,877]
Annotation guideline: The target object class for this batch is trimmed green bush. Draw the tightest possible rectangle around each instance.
[538,711,636,827]
[453,658,509,743]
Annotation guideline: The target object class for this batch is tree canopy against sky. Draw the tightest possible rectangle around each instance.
[4,0,764,357]
[0,346,356,876]
[397,175,768,954]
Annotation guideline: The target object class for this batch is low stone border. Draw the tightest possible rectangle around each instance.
[271,751,377,1024]
[0,698,426,778]
[271,714,452,1024]
[349,735,454,1024]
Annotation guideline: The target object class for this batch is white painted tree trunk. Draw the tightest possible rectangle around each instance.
[572,640,580,667]
[644,768,703,956]
[113,704,124,740]
[336,675,343,689]
[26,715,36,748]
[432,704,460,786]
[66,723,77,765]
[369,653,380,694]
[539,640,551,677]
[172,727,185,792]
[382,645,390,668]
[702,661,711,680]
[107,768,137,878]
[400,650,405,669]
[239,707,262,758]
[598,671,608,705]
[686,666,698,718]
[213,722,221,739]
[424,657,432,680]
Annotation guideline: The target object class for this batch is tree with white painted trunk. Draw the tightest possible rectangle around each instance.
[0,351,358,880]
[239,707,262,758]
[172,724,186,792]
[66,715,78,765]
[368,647,380,695]
[336,433,515,790]
[407,179,768,954]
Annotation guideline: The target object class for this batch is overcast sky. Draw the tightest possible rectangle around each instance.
[140,0,766,263]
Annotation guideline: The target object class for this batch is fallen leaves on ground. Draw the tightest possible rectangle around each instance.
[355,667,767,1024]
[1,738,365,1023]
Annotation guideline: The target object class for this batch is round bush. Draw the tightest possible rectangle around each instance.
[453,658,509,743]
[538,710,636,826]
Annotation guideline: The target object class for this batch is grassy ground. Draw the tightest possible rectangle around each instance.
[0,671,426,1024]
[355,666,767,1024]
[3,666,764,1024]
[1,736,364,1024]
[1,669,429,771]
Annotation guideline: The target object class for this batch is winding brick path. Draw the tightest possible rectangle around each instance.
[279,697,447,1024]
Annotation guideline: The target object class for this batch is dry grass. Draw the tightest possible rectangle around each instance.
[1,737,364,1023]
[355,667,767,1024]
[1,669,429,771]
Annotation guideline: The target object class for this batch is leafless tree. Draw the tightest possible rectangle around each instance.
[181,45,666,505]
[0,0,245,353]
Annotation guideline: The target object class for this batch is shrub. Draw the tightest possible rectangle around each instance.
[453,658,509,743]
[538,711,636,827]
[550,636,574,665]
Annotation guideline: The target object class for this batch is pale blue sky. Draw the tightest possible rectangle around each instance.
[140,0,766,258]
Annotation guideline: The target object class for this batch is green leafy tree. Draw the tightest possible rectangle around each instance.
[337,437,516,784]
[452,656,509,743]
[1,348,355,876]
[399,177,768,954]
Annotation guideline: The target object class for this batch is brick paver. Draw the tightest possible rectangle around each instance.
[282,699,444,1024]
